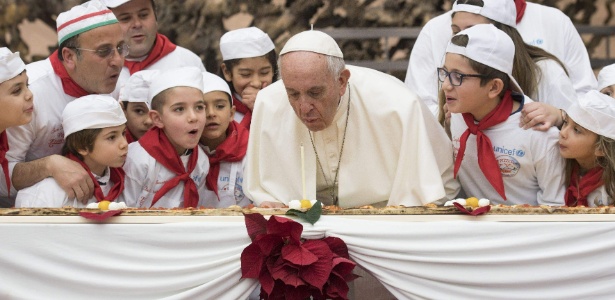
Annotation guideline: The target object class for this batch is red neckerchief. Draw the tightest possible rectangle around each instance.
[124,33,177,75]
[565,165,604,207]
[49,50,90,98]
[65,153,125,202]
[515,0,527,24]
[233,94,252,130]
[205,121,248,199]
[0,132,11,197]
[138,127,199,208]
[454,90,514,200]
[125,130,135,144]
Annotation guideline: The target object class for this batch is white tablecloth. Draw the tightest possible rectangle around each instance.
[2,215,615,299]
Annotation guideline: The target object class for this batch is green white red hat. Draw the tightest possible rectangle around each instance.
[56,0,119,45]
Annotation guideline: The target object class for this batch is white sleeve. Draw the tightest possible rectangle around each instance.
[560,13,597,95]
[534,59,577,110]
[532,128,566,206]
[15,178,69,208]
[404,24,441,117]
[3,120,36,196]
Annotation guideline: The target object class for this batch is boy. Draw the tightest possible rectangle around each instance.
[199,72,251,208]
[16,95,127,207]
[119,69,158,143]
[442,24,565,205]
[120,67,209,208]
[0,48,33,204]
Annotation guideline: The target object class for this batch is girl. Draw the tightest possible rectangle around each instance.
[16,95,128,207]
[560,90,615,207]
[598,64,615,98]
[0,48,32,204]
[219,26,276,129]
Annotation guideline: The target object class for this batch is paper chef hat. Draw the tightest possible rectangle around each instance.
[57,0,119,45]
[280,30,343,58]
[452,0,517,28]
[121,69,159,109]
[566,90,615,140]
[220,27,275,61]
[0,47,25,84]
[202,71,231,98]
[101,0,131,8]
[598,64,615,91]
[63,94,127,138]
[148,66,204,103]
[446,23,523,94]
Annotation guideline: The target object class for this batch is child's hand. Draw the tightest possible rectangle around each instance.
[520,102,562,131]
[241,82,269,111]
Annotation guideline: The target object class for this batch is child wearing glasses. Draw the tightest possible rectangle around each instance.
[441,24,565,206]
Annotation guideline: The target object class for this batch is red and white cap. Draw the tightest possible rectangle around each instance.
[101,0,131,8]
[452,0,516,28]
[566,90,615,140]
[0,47,25,84]
[57,0,119,45]
[446,23,523,94]
[63,94,126,138]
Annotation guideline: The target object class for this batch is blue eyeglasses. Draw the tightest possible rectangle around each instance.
[437,67,487,86]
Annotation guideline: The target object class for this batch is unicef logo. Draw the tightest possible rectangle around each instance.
[536,39,543,45]
[516,149,525,157]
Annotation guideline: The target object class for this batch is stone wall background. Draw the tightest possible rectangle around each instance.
[1,0,614,78]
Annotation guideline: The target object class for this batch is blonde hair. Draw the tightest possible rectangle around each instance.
[564,135,615,202]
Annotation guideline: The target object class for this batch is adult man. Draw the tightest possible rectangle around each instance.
[103,0,205,84]
[1,0,126,207]
[405,0,597,118]
[245,30,459,208]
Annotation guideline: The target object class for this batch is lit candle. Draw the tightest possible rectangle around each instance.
[301,143,306,200]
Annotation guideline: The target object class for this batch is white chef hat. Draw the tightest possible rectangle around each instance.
[202,71,231,99]
[101,0,130,8]
[566,90,615,140]
[148,66,204,104]
[452,0,516,28]
[57,0,119,45]
[598,64,615,91]
[220,27,275,61]
[446,24,523,94]
[63,94,127,138]
[280,30,343,58]
[0,47,25,84]
[121,69,159,109]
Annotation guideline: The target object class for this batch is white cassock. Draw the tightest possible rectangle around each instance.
[245,65,459,208]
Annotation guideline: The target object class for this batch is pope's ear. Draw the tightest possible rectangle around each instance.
[338,68,351,96]
[149,110,164,129]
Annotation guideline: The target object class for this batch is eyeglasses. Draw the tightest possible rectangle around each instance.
[69,43,130,59]
[437,67,487,86]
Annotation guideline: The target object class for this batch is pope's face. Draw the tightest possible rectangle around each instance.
[281,51,349,132]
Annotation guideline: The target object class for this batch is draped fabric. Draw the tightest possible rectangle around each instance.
[3,215,615,299]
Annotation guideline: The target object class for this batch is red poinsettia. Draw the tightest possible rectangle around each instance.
[241,213,358,300]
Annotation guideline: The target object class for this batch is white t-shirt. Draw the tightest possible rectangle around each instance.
[120,142,210,208]
[200,148,251,208]
[405,3,596,118]
[15,167,114,208]
[450,97,566,206]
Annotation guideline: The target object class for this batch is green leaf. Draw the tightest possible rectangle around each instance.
[285,201,322,225]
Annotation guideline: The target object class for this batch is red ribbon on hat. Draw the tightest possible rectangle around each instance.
[232,94,252,130]
[515,0,527,24]
[138,127,199,208]
[205,121,248,200]
[124,33,177,75]
[66,153,125,202]
[565,165,604,207]
[0,132,12,197]
[454,90,514,200]
[50,50,90,98]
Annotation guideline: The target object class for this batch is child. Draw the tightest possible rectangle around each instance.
[443,24,565,206]
[120,66,210,208]
[16,95,127,207]
[0,48,32,202]
[219,26,276,129]
[598,64,615,98]
[199,71,251,208]
[560,90,615,207]
[119,70,158,143]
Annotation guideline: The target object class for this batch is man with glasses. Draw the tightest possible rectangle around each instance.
[103,0,205,81]
[1,0,125,207]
